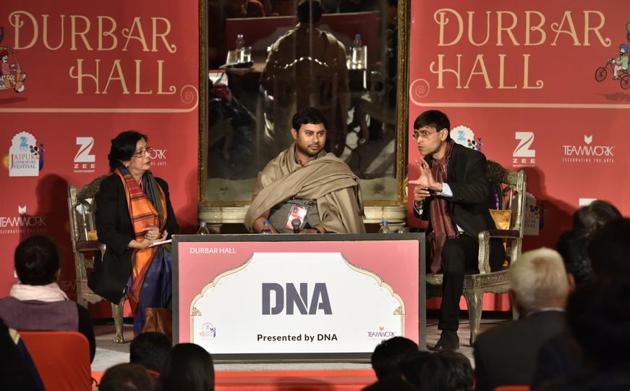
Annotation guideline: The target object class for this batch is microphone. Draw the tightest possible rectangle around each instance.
[291,218,301,233]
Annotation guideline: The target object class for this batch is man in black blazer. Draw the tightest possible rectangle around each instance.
[473,248,570,391]
[410,110,504,351]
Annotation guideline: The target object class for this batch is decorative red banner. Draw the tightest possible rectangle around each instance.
[408,1,630,310]
[0,1,199,301]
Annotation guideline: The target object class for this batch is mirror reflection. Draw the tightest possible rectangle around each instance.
[207,0,400,202]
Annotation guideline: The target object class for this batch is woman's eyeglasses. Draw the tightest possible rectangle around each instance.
[132,146,152,158]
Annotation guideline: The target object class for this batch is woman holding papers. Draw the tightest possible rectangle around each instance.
[92,130,178,334]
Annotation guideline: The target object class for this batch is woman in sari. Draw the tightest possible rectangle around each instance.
[92,131,178,334]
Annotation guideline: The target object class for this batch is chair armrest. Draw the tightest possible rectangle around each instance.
[487,229,520,239]
[76,240,106,256]
[478,229,523,274]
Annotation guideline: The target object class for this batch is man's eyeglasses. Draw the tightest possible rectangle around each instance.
[132,146,152,158]
[413,128,443,139]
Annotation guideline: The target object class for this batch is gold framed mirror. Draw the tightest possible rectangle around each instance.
[199,0,409,226]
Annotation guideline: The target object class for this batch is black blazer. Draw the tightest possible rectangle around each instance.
[421,143,497,236]
[473,310,566,391]
[89,174,178,303]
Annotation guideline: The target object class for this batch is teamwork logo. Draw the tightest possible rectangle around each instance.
[8,131,44,177]
[0,205,47,235]
[594,23,630,90]
[148,146,168,167]
[561,134,614,164]
[450,125,482,151]
[0,26,27,93]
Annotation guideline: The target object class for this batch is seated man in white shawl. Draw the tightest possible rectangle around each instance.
[245,107,365,234]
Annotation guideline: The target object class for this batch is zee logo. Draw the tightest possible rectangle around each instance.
[512,131,536,167]
[262,283,332,315]
[74,137,96,173]
[74,137,95,163]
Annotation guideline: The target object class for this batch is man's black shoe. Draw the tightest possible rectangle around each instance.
[429,330,459,351]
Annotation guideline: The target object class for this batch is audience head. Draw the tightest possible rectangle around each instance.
[573,200,621,234]
[362,376,416,391]
[556,201,621,286]
[370,336,418,379]
[418,351,474,391]
[297,0,324,25]
[567,281,630,368]
[587,218,630,281]
[510,247,569,314]
[14,235,59,286]
[99,363,153,391]
[160,343,214,391]
[108,130,148,171]
[130,332,172,375]
[399,350,432,388]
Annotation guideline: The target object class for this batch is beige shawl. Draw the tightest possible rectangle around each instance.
[245,145,365,233]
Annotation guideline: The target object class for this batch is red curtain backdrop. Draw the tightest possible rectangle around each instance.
[408,1,630,310]
[0,2,199,300]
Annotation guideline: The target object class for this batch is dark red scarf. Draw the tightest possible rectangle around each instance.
[428,140,458,273]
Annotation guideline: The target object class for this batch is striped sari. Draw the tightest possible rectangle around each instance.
[115,167,172,334]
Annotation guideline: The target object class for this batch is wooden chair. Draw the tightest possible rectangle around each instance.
[426,161,527,346]
[68,176,126,343]
[20,331,93,391]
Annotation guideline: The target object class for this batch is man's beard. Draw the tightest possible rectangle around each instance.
[297,143,323,157]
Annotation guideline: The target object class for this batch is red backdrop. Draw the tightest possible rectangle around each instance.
[408,1,630,310]
[0,2,199,301]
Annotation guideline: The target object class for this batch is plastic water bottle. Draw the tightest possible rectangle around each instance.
[352,33,363,69]
[261,219,273,234]
[378,220,391,234]
[235,34,245,63]
[197,221,211,235]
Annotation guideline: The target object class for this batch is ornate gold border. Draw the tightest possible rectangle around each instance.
[198,0,209,204]
[189,252,405,342]
[197,0,409,207]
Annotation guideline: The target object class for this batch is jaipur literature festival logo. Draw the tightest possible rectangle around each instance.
[8,131,44,177]
[450,125,482,151]
[561,134,615,165]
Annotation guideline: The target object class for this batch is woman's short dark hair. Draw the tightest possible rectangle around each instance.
[99,363,153,391]
[573,200,622,234]
[14,235,59,285]
[291,107,328,132]
[130,332,172,373]
[419,351,474,391]
[567,281,630,368]
[107,131,147,171]
[160,343,214,391]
